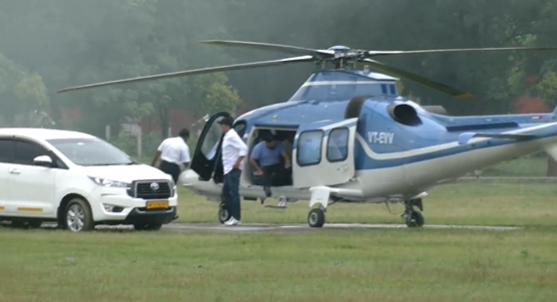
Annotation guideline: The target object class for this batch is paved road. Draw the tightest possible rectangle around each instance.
[2,221,523,233]
[93,223,521,233]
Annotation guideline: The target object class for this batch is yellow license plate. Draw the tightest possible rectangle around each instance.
[146,200,169,209]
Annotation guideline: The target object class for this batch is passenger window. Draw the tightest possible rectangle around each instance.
[297,130,323,166]
[389,84,396,95]
[0,139,15,163]
[327,128,349,162]
[14,140,50,166]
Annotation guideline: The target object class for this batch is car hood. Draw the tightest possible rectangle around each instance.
[79,164,172,183]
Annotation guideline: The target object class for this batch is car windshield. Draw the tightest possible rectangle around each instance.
[47,138,135,166]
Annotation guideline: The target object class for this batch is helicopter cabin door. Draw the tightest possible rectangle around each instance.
[189,112,231,181]
[292,118,357,188]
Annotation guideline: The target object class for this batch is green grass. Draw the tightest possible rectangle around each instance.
[177,181,557,227]
[1,228,556,301]
[2,181,557,301]
[481,156,549,177]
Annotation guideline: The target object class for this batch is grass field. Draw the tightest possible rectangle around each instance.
[175,181,557,227]
[480,155,549,177]
[1,181,557,301]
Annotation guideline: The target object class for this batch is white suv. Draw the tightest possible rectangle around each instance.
[0,128,178,232]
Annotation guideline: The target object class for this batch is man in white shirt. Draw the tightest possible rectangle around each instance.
[150,128,191,184]
[218,116,247,226]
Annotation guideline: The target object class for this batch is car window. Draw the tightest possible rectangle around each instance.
[0,139,15,163]
[47,138,134,166]
[14,140,50,166]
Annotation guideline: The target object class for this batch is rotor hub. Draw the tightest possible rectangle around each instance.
[327,45,351,52]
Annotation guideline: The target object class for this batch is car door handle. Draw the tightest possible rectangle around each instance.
[9,168,21,174]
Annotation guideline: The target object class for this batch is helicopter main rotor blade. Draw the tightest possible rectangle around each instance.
[198,40,335,58]
[362,58,474,99]
[57,55,314,93]
[367,46,557,57]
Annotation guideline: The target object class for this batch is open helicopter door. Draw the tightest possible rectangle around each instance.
[292,118,358,188]
[189,112,231,181]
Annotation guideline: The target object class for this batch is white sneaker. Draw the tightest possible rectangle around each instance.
[224,217,240,226]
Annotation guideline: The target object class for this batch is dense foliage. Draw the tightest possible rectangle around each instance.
[2,0,557,132]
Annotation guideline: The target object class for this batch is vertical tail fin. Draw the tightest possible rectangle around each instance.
[552,105,557,115]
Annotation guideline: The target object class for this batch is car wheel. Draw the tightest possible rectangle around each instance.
[64,197,94,232]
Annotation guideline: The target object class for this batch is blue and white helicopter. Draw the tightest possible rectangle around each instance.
[58,40,557,228]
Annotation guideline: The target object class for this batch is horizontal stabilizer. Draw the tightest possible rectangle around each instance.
[458,132,536,145]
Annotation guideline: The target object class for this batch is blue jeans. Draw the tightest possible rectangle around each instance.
[222,168,241,220]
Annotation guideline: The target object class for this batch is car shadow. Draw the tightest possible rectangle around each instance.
[1,222,139,233]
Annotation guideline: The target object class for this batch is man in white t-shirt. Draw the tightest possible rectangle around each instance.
[150,128,191,184]
[218,116,247,226]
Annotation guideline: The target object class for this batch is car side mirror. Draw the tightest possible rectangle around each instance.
[33,155,53,167]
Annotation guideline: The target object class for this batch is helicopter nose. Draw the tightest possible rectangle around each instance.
[179,169,199,187]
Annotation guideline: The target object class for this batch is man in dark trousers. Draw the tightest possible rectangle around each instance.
[218,116,247,226]
[150,128,191,184]
[249,132,291,197]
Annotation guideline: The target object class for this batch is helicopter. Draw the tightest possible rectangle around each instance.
[58,40,557,228]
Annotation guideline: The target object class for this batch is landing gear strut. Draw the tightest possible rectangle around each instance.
[306,186,335,228]
[402,198,424,228]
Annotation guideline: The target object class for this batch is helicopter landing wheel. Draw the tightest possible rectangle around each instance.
[405,211,424,228]
[218,206,231,224]
[403,199,424,228]
[307,208,325,228]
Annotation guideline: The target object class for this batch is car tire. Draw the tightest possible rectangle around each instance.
[64,197,95,232]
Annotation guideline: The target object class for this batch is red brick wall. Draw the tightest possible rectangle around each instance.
[513,95,549,114]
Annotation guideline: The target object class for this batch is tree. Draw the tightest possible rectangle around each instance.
[0,52,49,125]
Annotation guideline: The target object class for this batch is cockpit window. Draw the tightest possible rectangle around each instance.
[289,83,385,101]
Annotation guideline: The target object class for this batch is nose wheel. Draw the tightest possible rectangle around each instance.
[307,208,325,227]
[218,204,231,224]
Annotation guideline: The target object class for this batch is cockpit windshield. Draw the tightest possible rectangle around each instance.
[289,83,397,101]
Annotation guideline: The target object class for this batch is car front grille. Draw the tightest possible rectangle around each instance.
[127,180,172,200]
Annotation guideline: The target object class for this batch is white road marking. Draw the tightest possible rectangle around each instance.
[161,223,520,232]
[15,222,520,232]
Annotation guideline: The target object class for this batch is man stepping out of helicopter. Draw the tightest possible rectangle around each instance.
[249,132,291,199]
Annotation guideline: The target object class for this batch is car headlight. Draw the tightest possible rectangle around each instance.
[89,176,131,188]
[169,179,177,196]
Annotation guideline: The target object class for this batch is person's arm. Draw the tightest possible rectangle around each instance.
[151,141,165,166]
[232,136,248,169]
[276,142,290,167]
[249,144,263,175]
